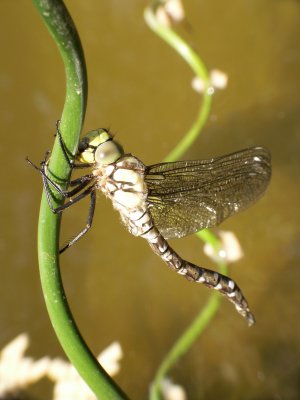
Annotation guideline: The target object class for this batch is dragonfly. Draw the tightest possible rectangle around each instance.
[28,122,271,326]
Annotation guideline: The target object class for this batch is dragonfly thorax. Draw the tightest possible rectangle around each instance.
[77,128,124,165]
[93,155,149,234]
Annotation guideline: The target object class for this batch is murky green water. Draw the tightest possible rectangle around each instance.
[0,1,300,399]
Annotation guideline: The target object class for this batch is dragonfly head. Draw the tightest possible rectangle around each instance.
[77,129,124,165]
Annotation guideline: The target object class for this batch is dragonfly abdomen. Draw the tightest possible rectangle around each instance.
[183,262,255,325]
[145,227,255,326]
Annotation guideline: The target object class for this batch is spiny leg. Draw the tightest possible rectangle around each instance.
[55,120,93,170]
[27,155,97,251]
[55,120,73,168]
[39,154,94,198]
[32,162,96,250]
[50,185,95,214]
[26,157,94,212]
[40,167,94,206]
[60,189,97,253]
[27,120,94,204]
[26,155,66,210]
[27,123,97,252]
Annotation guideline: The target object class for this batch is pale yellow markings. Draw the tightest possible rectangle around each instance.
[228,280,235,290]
[178,267,188,275]
[133,212,150,227]
[78,150,95,164]
[113,168,139,184]
[228,291,237,298]
[106,182,117,193]
[105,165,114,176]
[113,191,143,209]
[129,209,144,221]
[145,229,159,242]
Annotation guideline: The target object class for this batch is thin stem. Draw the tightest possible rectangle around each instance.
[150,235,227,400]
[150,269,226,400]
[144,4,228,400]
[144,6,213,162]
[32,0,128,398]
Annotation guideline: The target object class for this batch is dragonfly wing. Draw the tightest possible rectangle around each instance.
[145,147,271,239]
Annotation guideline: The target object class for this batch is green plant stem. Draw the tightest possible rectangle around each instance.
[150,287,225,400]
[150,237,227,400]
[144,6,213,162]
[33,0,128,398]
[145,4,229,400]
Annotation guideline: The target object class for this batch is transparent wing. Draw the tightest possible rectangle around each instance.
[145,147,271,239]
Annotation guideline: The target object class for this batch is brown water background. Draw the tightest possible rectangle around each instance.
[0,1,300,399]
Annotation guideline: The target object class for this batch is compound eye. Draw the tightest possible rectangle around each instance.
[95,140,123,165]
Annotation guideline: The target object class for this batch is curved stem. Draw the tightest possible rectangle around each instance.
[150,232,227,400]
[33,0,128,398]
[144,6,213,162]
[145,4,228,399]
[150,284,225,400]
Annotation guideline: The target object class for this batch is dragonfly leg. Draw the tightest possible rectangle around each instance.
[147,231,255,326]
[33,164,96,249]
[27,156,94,212]
[60,189,96,253]
[28,124,98,253]
[55,120,73,168]
[52,185,95,214]
[55,120,93,170]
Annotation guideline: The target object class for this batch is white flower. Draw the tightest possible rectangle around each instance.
[164,0,185,22]
[203,230,244,263]
[48,342,123,400]
[0,333,51,395]
[98,341,123,376]
[210,69,228,90]
[160,378,187,400]
[156,0,185,27]
[192,69,228,94]
[0,334,123,400]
